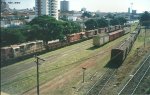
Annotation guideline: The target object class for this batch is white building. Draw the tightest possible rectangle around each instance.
[35,0,58,20]
[1,19,24,28]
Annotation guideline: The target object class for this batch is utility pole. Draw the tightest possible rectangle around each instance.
[144,26,146,47]
[82,67,86,83]
[34,55,45,95]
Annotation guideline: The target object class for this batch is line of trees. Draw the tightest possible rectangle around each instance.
[1,15,81,46]
[140,11,150,27]
[84,17,127,30]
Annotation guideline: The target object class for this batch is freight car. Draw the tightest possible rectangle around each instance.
[1,47,13,60]
[1,40,44,61]
[98,27,108,33]
[47,40,61,49]
[93,33,109,47]
[93,29,125,46]
[109,30,125,41]
[110,28,140,65]
[85,30,95,38]
[109,26,116,33]
[111,38,131,63]
[66,32,87,43]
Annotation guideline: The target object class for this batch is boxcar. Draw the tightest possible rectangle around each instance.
[19,43,27,55]
[109,26,116,32]
[11,45,21,58]
[111,40,129,64]
[98,28,107,33]
[109,30,124,41]
[1,47,13,60]
[85,30,94,38]
[35,40,44,51]
[47,40,60,49]
[25,42,36,54]
[67,33,81,43]
[93,34,109,47]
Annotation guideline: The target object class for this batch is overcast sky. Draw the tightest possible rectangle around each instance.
[5,0,150,13]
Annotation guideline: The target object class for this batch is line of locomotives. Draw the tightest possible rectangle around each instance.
[1,25,128,62]
[110,27,141,67]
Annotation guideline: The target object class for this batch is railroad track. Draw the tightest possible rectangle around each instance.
[86,68,116,95]
[133,64,150,94]
[1,41,92,84]
[118,54,150,95]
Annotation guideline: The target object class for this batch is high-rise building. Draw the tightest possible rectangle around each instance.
[60,0,69,12]
[128,8,130,13]
[35,0,58,20]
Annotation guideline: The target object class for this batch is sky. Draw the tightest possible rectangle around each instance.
[5,0,150,13]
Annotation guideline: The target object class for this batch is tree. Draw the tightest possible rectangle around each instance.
[140,11,150,27]
[105,13,114,19]
[28,24,43,41]
[110,18,119,26]
[82,12,92,18]
[117,17,127,25]
[1,28,26,46]
[28,16,59,44]
[29,15,56,26]
[85,19,98,30]
[50,21,64,40]
[62,21,73,35]
[97,18,108,28]
[28,15,81,44]
[70,21,81,33]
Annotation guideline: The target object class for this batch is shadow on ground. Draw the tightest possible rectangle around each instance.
[86,46,100,50]
[104,59,123,69]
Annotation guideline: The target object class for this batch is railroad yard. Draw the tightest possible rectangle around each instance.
[1,24,150,95]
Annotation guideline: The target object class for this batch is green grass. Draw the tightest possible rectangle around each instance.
[1,24,139,95]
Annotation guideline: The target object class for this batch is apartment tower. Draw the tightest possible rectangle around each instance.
[60,0,69,12]
[35,0,58,20]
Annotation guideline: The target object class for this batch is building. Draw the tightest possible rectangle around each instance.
[1,0,10,12]
[35,0,58,20]
[60,0,69,12]
[132,10,137,14]
[1,19,24,28]
[128,8,130,14]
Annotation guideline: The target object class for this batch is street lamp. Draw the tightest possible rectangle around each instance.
[82,67,86,83]
[34,55,45,95]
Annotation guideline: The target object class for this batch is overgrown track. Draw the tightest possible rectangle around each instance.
[118,54,150,95]
[1,42,91,84]
[86,69,116,95]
